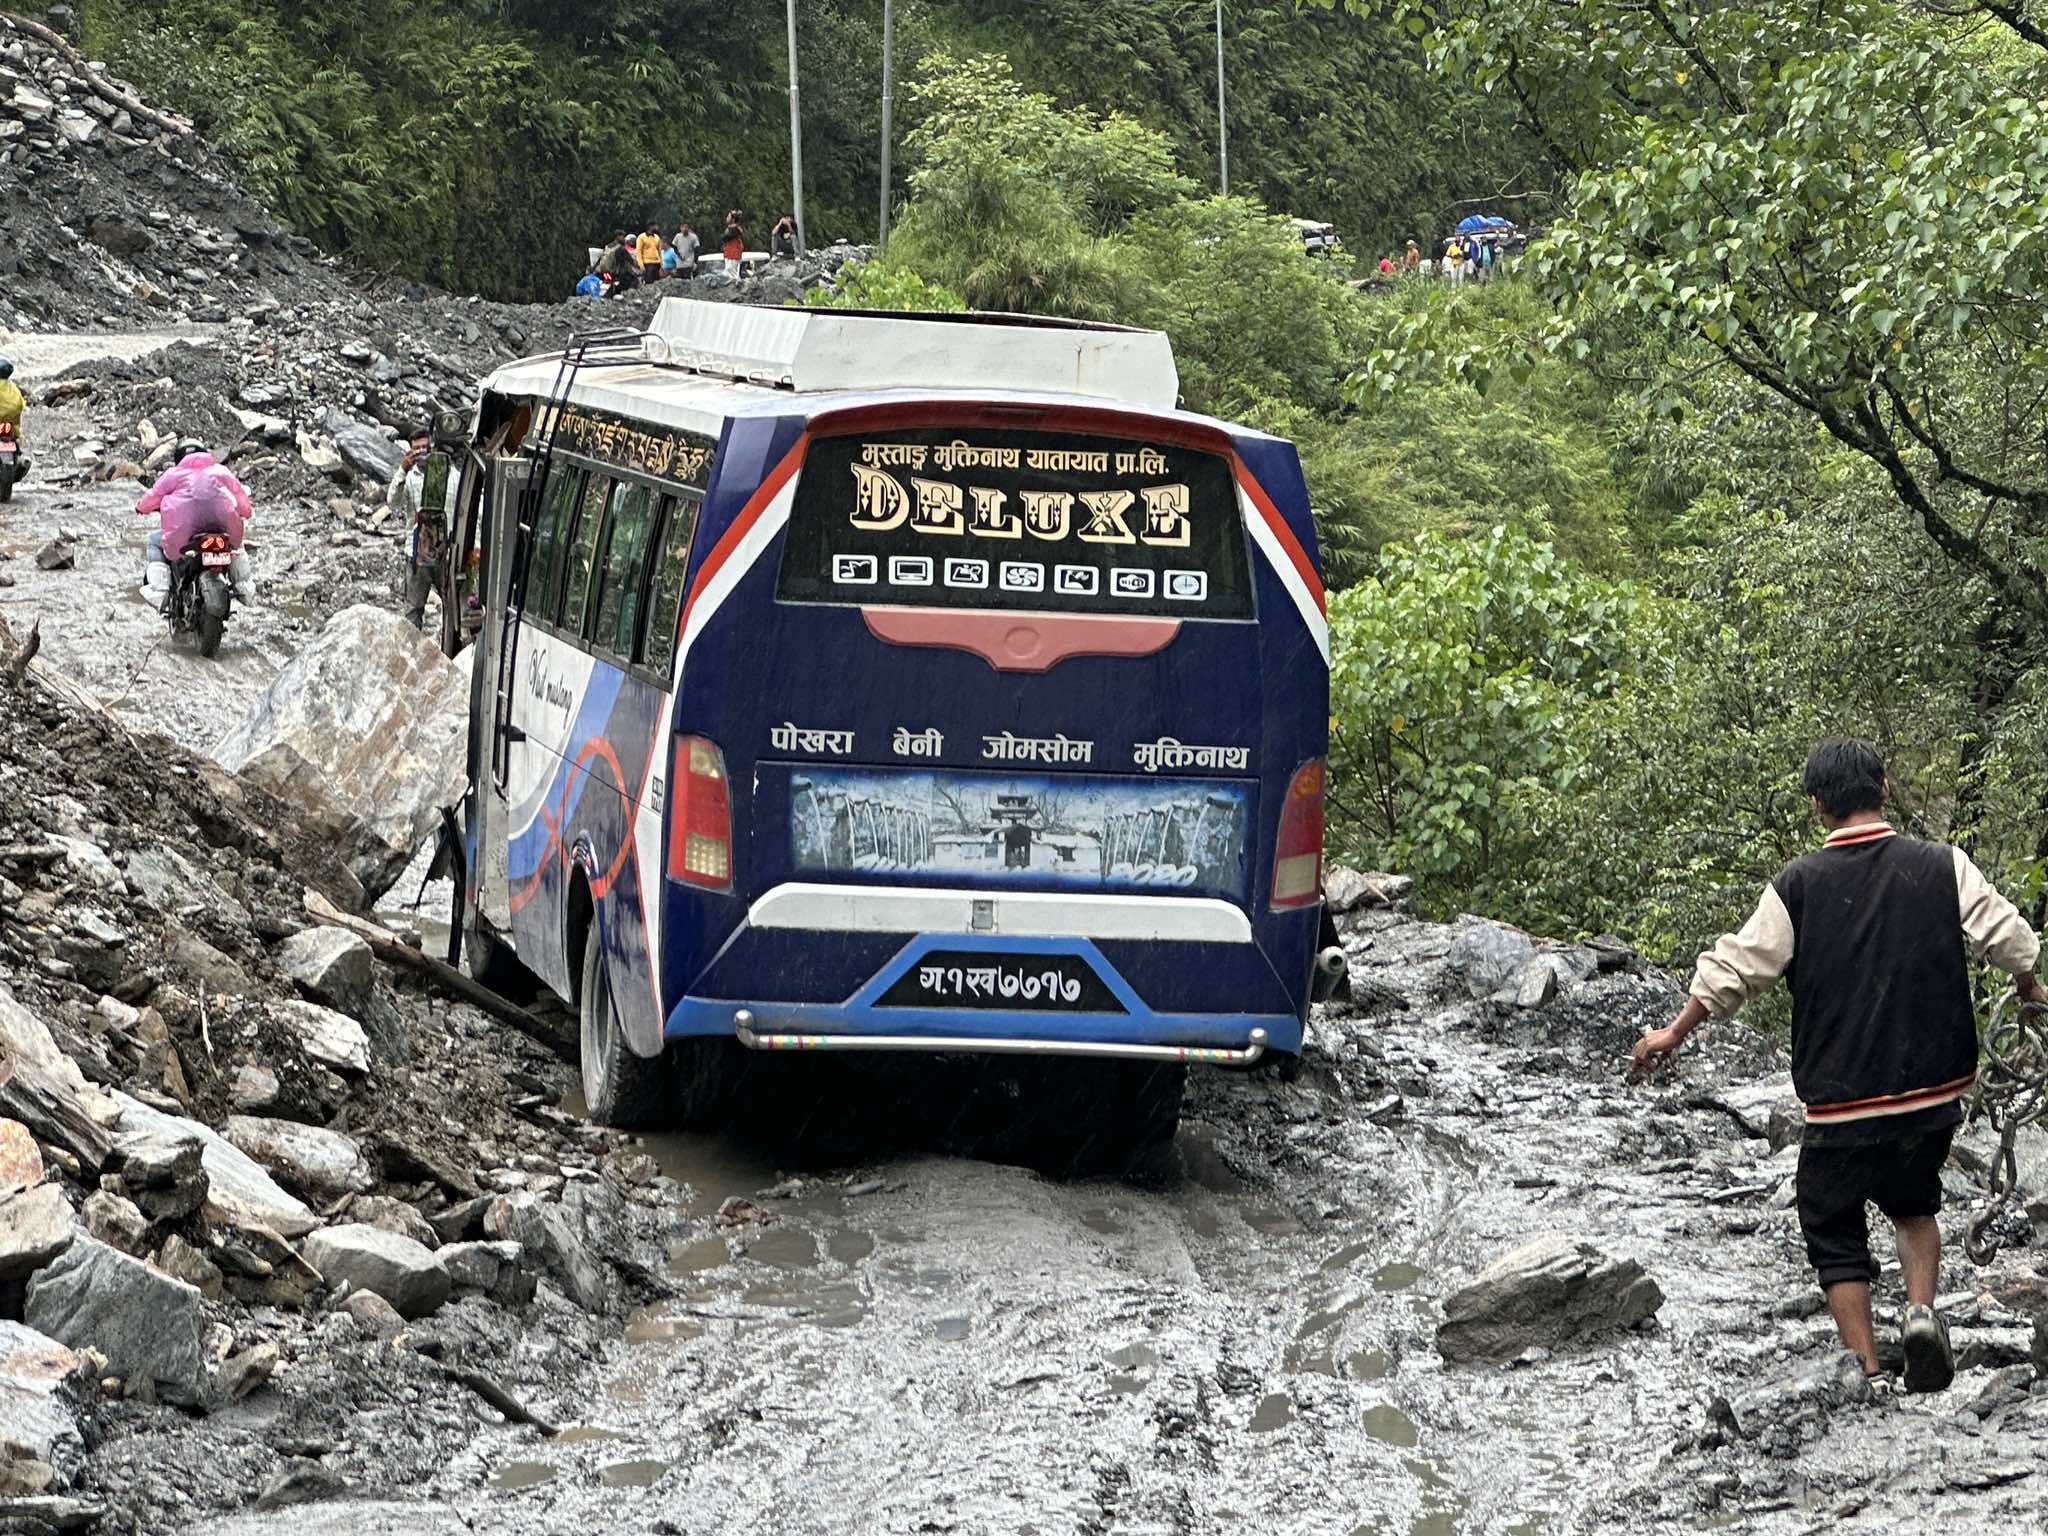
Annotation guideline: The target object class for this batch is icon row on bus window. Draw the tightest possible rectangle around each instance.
[829,554,1208,602]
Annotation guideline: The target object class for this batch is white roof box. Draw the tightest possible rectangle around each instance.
[649,298,1179,408]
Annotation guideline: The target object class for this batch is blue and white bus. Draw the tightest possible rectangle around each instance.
[453,301,1330,1154]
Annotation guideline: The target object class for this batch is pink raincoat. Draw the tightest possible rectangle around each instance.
[136,453,252,556]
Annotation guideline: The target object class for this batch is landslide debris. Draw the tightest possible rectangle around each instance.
[0,623,701,1529]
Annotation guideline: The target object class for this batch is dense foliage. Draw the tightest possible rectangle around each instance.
[78,0,1533,300]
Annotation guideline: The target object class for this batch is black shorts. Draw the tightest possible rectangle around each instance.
[1796,1124,1955,1287]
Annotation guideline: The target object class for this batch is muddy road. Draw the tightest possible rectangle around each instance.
[177,921,2047,1536]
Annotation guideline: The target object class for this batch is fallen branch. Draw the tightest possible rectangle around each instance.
[300,890,572,1060]
[0,10,195,139]
[0,844,65,868]
[439,1364,559,1436]
[2,615,38,686]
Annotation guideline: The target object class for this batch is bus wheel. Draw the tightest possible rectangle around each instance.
[579,940,677,1128]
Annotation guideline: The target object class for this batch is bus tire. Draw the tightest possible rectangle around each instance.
[579,939,677,1128]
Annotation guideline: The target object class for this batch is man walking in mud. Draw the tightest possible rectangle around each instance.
[1631,736,2045,1392]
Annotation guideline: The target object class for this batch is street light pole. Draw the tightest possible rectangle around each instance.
[786,0,807,256]
[879,0,895,247]
[1215,0,1228,198]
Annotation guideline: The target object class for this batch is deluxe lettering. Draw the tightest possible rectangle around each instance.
[843,442,1195,550]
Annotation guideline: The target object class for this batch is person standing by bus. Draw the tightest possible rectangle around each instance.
[722,210,746,279]
[390,426,445,631]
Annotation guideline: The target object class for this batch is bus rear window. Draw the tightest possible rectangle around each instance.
[778,427,1252,619]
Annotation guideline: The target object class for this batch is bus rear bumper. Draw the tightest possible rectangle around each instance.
[663,993,1300,1066]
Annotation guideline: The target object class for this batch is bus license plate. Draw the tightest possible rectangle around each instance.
[878,950,1124,1012]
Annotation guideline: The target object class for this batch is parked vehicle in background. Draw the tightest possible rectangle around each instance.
[1289,218,1345,259]
[448,301,1332,1165]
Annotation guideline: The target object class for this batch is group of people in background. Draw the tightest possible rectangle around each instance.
[576,210,802,298]
[1370,226,1523,285]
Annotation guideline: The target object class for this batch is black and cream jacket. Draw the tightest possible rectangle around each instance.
[1689,824,2039,1140]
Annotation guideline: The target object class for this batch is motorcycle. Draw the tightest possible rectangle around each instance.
[0,422,26,503]
[165,532,236,657]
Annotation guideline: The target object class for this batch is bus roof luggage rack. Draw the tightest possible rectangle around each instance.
[649,298,1180,407]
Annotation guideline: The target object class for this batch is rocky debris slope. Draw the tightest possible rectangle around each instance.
[0,627,710,1529]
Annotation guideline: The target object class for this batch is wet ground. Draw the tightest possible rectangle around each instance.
[185,924,2046,1536]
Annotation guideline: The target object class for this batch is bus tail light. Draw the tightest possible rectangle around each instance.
[667,735,733,890]
[1270,757,1325,910]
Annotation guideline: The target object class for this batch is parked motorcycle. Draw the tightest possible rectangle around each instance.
[0,422,27,502]
[164,532,236,657]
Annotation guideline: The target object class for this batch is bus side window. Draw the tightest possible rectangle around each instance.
[559,474,612,635]
[591,482,654,659]
[524,464,583,625]
[640,493,700,678]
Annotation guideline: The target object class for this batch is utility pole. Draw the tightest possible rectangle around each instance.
[1215,0,1229,197]
[878,0,896,247]
[786,0,807,256]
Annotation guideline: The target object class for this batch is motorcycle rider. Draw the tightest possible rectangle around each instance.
[135,439,257,602]
[0,357,23,435]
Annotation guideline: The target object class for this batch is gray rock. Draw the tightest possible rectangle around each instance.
[300,1224,449,1319]
[81,1190,148,1255]
[0,1186,77,1281]
[224,1116,374,1201]
[438,1240,533,1305]
[273,999,370,1076]
[112,1096,317,1239]
[1323,865,1413,914]
[1444,921,1537,1000]
[485,1184,615,1311]
[275,928,375,1019]
[0,1322,82,1495]
[229,1063,280,1113]
[212,606,472,901]
[1513,958,1560,1009]
[1437,1233,1664,1363]
[154,1234,224,1301]
[1701,1075,1801,1146]
[341,1194,438,1251]
[109,1122,207,1222]
[318,409,402,484]
[24,1238,207,1408]
[338,1289,405,1340]
[9,85,53,123]
[1716,1350,1871,1455]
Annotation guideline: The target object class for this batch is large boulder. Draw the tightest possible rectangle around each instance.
[301,1224,449,1319]
[24,1239,207,1408]
[225,1116,374,1201]
[1437,1233,1664,1363]
[113,1097,317,1240]
[211,605,471,900]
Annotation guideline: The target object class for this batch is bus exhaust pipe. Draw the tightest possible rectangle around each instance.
[1312,944,1349,1002]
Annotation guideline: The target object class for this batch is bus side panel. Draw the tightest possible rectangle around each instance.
[503,625,672,1051]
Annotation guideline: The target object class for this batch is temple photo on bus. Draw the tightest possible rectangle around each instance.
[438,298,1334,1165]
